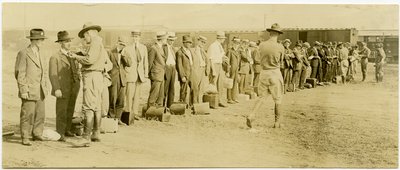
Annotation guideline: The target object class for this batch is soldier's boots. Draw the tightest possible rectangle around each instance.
[273,104,282,128]
[91,130,101,142]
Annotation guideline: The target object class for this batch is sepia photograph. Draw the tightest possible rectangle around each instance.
[2,1,399,168]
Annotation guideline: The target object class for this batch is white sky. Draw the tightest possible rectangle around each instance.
[2,3,399,31]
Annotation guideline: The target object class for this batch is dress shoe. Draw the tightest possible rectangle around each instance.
[73,137,91,147]
[32,136,46,141]
[65,131,76,137]
[133,115,140,121]
[218,103,227,107]
[58,136,66,142]
[233,100,239,103]
[246,117,253,128]
[227,100,235,104]
[91,138,101,142]
[273,122,282,128]
[118,120,127,126]
[22,139,32,146]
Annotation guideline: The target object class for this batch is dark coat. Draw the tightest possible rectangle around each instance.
[176,47,194,82]
[108,47,131,86]
[148,43,166,81]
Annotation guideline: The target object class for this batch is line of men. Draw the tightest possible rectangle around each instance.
[14,22,385,146]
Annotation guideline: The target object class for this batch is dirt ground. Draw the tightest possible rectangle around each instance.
[2,48,398,168]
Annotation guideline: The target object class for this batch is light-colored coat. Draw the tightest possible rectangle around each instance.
[122,43,148,83]
[15,45,49,100]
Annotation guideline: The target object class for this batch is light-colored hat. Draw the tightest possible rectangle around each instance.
[117,36,128,46]
[232,37,241,43]
[216,31,227,39]
[249,41,257,47]
[198,35,207,42]
[78,22,101,38]
[167,32,177,40]
[156,31,167,40]
[266,23,283,34]
[283,39,291,44]
[242,39,249,43]
[131,29,141,36]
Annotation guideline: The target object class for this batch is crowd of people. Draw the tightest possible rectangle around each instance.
[14,22,386,147]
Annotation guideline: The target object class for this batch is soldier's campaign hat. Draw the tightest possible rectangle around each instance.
[198,35,207,42]
[232,37,241,43]
[314,41,321,46]
[283,39,291,44]
[117,36,129,46]
[156,31,167,40]
[167,32,177,40]
[78,22,102,38]
[249,41,257,47]
[55,30,73,42]
[182,35,193,43]
[303,42,311,48]
[26,28,47,40]
[131,29,141,36]
[266,23,283,34]
[216,31,227,39]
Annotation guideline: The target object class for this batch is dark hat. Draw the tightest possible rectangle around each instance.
[78,22,102,38]
[131,29,141,36]
[55,30,73,42]
[266,23,283,34]
[117,36,128,46]
[26,28,47,40]
[182,35,192,43]
[295,41,303,47]
[156,31,167,40]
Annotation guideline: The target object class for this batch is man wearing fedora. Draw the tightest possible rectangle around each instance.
[147,31,167,108]
[49,30,81,142]
[176,35,194,105]
[122,30,148,120]
[15,28,49,146]
[208,31,229,108]
[246,23,285,129]
[163,32,177,108]
[192,35,211,103]
[227,37,241,104]
[69,22,108,145]
[108,36,131,124]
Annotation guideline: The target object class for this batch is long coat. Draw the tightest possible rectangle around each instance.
[227,47,240,77]
[49,50,80,98]
[238,47,252,74]
[109,47,131,86]
[148,43,166,82]
[176,47,194,82]
[122,43,148,83]
[15,45,49,100]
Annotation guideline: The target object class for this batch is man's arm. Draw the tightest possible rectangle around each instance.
[15,51,29,97]
[143,46,149,78]
[48,56,61,94]
[121,47,132,67]
[74,41,102,65]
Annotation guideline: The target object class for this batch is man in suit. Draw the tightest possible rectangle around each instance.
[208,31,229,108]
[163,32,177,108]
[292,41,304,91]
[147,31,167,107]
[69,22,107,145]
[176,35,194,105]
[108,36,131,124]
[299,42,311,89]
[250,41,261,96]
[238,39,252,94]
[49,31,80,142]
[359,42,371,82]
[15,28,49,146]
[282,39,293,92]
[123,30,148,120]
[227,37,241,104]
[192,35,211,103]
[308,41,322,83]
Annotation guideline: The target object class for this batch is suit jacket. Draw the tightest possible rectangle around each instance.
[192,46,211,78]
[148,43,166,81]
[176,47,193,82]
[292,48,303,71]
[15,45,49,100]
[251,48,262,74]
[227,47,240,78]
[308,47,320,67]
[238,47,252,74]
[49,50,80,98]
[282,48,294,69]
[108,47,131,86]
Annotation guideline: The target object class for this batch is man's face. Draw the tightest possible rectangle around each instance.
[284,42,290,47]
[83,32,91,43]
[117,43,125,50]
[132,35,140,43]
[218,38,226,43]
[61,40,71,50]
[199,40,206,48]
[167,39,175,46]
[183,41,192,48]
[34,39,45,48]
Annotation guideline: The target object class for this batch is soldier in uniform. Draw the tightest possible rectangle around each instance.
[282,39,293,92]
[238,39,252,94]
[250,41,261,96]
[359,42,371,82]
[374,43,386,82]
[15,28,50,146]
[49,31,81,142]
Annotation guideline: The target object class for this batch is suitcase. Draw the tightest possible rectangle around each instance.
[71,117,84,136]
[100,118,118,133]
[121,111,134,126]
[223,78,234,89]
[287,83,295,92]
[306,78,317,88]
[333,76,342,84]
[145,106,171,122]
[170,102,190,115]
[193,102,210,115]
[203,93,219,109]
[244,88,257,99]
[238,94,250,102]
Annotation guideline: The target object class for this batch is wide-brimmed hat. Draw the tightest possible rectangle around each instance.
[117,36,128,46]
[156,31,167,40]
[26,28,47,40]
[249,41,257,47]
[241,39,249,43]
[295,41,303,47]
[182,35,193,43]
[167,32,177,40]
[55,30,73,42]
[198,35,207,42]
[232,37,241,43]
[131,29,141,36]
[303,42,311,48]
[266,23,283,34]
[78,22,102,38]
[283,39,291,44]
[216,31,227,39]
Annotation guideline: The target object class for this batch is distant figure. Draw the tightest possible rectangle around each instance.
[282,39,293,92]
[238,39,252,94]
[176,35,194,105]
[308,41,322,83]
[250,41,261,96]
[338,42,349,84]
[192,35,211,103]
[163,32,177,108]
[49,31,81,142]
[359,42,371,81]
[247,23,285,129]
[298,42,311,89]
[374,43,386,82]
[292,41,305,90]
[15,28,49,146]
[227,37,241,104]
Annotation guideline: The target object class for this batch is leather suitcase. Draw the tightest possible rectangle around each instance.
[145,106,171,122]
[223,78,234,89]
[306,78,317,88]
[333,76,342,84]
[193,102,210,115]
[121,111,134,126]
[170,102,189,115]
[100,118,118,133]
[203,93,219,109]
